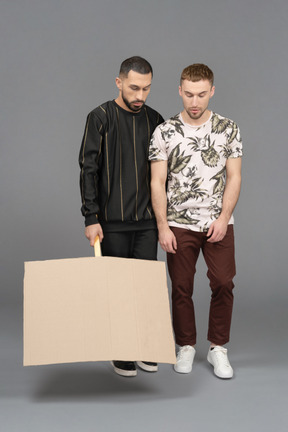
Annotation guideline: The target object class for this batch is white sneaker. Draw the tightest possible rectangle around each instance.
[136,361,158,372]
[174,345,196,374]
[207,346,233,379]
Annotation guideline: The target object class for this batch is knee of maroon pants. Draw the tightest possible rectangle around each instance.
[168,254,197,299]
[171,281,195,300]
[207,268,235,291]
[209,284,235,320]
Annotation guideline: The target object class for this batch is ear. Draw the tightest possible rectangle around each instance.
[179,85,182,97]
[115,77,122,91]
[210,86,215,98]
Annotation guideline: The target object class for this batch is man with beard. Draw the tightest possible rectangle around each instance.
[149,64,242,379]
[79,56,164,377]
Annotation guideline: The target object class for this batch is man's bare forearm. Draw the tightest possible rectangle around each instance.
[219,158,242,223]
[219,174,241,223]
[207,157,241,242]
[151,180,169,229]
[150,160,177,253]
[151,181,177,253]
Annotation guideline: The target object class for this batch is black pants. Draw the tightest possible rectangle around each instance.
[101,229,158,261]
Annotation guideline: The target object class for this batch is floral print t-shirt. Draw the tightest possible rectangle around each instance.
[149,111,243,232]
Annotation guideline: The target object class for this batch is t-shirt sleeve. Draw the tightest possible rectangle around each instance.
[148,125,168,161]
[227,122,243,159]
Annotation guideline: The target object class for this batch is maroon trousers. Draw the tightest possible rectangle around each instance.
[167,225,236,346]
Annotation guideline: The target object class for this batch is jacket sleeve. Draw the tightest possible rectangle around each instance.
[79,111,104,226]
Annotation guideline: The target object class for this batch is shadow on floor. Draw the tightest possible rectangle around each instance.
[32,362,201,402]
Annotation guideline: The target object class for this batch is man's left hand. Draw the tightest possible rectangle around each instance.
[206,218,228,243]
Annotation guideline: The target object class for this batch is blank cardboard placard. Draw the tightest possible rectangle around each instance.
[23,257,176,366]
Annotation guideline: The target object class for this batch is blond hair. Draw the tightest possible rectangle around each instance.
[180,64,214,86]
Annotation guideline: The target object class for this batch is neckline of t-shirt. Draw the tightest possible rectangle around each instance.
[112,99,144,116]
[179,111,213,129]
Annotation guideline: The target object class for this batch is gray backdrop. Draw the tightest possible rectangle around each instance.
[1,0,287,431]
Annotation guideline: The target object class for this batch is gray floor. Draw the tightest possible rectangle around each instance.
[1,300,286,432]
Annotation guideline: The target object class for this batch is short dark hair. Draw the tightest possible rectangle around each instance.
[180,64,214,86]
[119,56,153,77]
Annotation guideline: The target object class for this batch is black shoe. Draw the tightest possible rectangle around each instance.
[136,361,158,372]
[111,361,137,377]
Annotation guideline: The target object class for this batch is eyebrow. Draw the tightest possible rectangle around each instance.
[130,84,152,89]
[185,91,208,96]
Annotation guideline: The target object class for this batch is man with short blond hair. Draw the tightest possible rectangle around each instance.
[149,63,242,379]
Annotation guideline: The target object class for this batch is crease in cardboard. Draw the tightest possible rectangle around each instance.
[80,276,87,361]
[132,261,141,361]
[105,257,113,360]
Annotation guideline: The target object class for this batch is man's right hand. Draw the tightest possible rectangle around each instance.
[158,226,177,254]
[85,223,104,246]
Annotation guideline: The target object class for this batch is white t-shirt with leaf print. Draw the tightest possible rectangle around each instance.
[149,111,243,232]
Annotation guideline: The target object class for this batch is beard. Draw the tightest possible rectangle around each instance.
[122,92,145,112]
[186,107,206,120]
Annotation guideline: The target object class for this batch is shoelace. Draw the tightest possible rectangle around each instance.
[177,346,193,360]
[213,348,231,368]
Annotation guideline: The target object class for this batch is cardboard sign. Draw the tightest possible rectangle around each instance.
[23,257,176,366]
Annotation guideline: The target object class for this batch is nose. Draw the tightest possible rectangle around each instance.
[135,90,144,101]
[192,96,198,106]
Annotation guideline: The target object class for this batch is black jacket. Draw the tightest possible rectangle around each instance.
[79,100,164,230]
